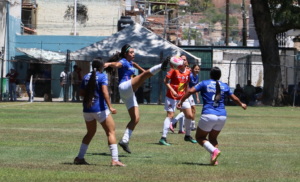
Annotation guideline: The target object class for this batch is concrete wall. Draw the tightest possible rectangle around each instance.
[212,49,296,89]
[35,0,125,36]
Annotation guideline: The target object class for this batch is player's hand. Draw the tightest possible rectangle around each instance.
[110,107,117,114]
[176,101,182,109]
[197,98,200,104]
[172,91,178,98]
[104,63,110,68]
[241,103,247,110]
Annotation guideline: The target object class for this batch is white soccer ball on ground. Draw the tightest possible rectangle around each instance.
[169,56,184,70]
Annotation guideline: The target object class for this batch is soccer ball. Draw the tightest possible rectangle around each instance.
[169,56,184,70]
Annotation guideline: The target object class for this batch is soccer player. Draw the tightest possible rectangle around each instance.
[159,56,197,146]
[171,57,200,133]
[104,44,169,154]
[177,67,246,165]
[74,58,126,167]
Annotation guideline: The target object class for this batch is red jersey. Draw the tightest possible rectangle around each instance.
[6,72,19,83]
[166,68,191,100]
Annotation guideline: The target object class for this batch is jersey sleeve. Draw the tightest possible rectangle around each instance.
[194,81,204,92]
[166,69,175,79]
[119,59,127,69]
[225,84,233,96]
[99,74,108,86]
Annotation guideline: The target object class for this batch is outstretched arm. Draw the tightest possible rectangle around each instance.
[177,87,197,109]
[230,94,247,110]
[104,62,123,68]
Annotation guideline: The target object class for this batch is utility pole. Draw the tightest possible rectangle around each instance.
[188,12,191,45]
[242,0,247,46]
[163,1,168,40]
[0,47,4,101]
[226,0,229,46]
[143,0,147,25]
[74,0,77,36]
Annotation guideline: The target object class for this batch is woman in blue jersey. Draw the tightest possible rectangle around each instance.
[104,44,169,154]
[177,67,246,165]
[74,58,126,167]
[188,64,200,130]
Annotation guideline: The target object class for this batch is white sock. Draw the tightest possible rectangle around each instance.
[191,120,195,128]
[122,128,133,143]
[171,118,177,125]
[174,112,184,121]
[109,144,119,162]
[185,118,192,136]
[179,117,184,131]
[162,117,171,138]
[149,64,162,75]
[77,143,89,159]
[203,141,216,154]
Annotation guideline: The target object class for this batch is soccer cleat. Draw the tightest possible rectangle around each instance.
[74,157,90,165]
[111,160,126,167]
[191,127,197,131]
[118,140,131,154]
[213,160,218,166]
[161,55,170,71]
[169,122,174,133]
[159,138,171,146]
[184,136,197,143]
[173,122,177,128]
[211,149,221,165]
[178,130,186,134]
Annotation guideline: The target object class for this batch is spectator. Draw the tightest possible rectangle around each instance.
[71,65,80,101]
[234,84,243,100]
[243,80,256,105]
[5,68,19,101]
[60,67,70,101]
[295,82,300,106]
[25,65,37,101]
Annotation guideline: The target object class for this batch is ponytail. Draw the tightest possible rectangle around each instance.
[214,81,221,102]
[210,67,222,102]
[83,58,103,108]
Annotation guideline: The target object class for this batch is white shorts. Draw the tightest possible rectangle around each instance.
[198,114,227,132]
[83,109,110,123]
[118,80,138,110]
[164,96,191,112]
[188,95,195,106]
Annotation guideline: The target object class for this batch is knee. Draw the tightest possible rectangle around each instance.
[208,137,218,145]
[131,116,139,123]
[87,129,96,138]
[185,114,193,119]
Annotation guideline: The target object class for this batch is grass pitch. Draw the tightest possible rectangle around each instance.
[0,102,299,182]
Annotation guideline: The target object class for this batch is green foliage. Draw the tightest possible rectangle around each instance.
[219,3,242,14]
[185,0,214,13]
[182,28,204,45]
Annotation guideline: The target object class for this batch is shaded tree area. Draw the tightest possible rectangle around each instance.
[251,0,300,106]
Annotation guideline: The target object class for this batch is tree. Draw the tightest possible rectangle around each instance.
[182,28,204,45]
[251,0,300,106]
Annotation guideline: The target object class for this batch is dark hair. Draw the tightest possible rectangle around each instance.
[105,44,131,74]
[210,67,222,102]
[83,57,104,108]
[180,54,186,58]
[192,64,200,71]
[73,65,78,69]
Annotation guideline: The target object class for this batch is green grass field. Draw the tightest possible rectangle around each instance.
[0,102,299,182]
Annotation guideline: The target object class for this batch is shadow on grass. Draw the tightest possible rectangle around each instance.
[87,152,128,158]
[182,162,212,166]
[60,162,97,166]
